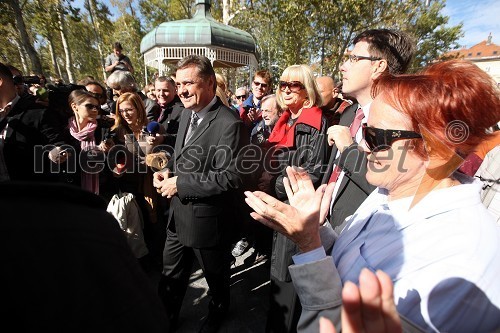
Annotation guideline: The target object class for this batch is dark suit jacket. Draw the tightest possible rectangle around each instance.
[158,96,185,147]
[2,96,64,181]
[166,98,244,248]
[321,103,375,234]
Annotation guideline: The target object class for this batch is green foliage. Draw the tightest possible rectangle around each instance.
[0,0,464,87]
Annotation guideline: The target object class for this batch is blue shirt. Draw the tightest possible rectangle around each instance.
[294,175,500,332]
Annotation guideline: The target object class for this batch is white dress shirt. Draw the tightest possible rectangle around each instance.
[295,173,500,332]
[330,102,371,211]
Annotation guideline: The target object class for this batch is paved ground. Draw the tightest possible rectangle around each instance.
[150,247,271,333]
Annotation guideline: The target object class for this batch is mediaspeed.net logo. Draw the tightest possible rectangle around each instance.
[410,120,468,208]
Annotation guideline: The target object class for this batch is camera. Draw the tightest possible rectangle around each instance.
[12,75,41,86]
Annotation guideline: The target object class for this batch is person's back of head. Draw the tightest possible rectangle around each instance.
[354,29,415,75]
[0,62,17,99]
[106,71,137,93]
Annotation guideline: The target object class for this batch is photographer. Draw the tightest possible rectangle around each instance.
[105,42,134,74]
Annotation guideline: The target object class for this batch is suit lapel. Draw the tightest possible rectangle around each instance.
[174,109,190,154]
[321,103,359,184]
[176,103,221,159]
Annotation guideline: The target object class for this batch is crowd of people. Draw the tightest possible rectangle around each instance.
[0,31,499,333]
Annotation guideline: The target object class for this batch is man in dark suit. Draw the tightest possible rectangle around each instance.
[322,29,415,235]
[154,76,185,147]
[153,55,244,333]
[0,62,64,182]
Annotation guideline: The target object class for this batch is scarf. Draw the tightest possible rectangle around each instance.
[268,106,323,148]
[69,116,99,194]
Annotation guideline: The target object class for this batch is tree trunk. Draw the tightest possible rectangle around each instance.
[13,38,29,74]
[222,0,230,25]
[47,36,62,80]
[87,0,107,80]
[57,1,75,83]
[8,0,44,75]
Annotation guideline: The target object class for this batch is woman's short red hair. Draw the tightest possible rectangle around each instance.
[372,59,500,158]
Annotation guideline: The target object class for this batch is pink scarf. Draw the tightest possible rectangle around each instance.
[69,117,99,194]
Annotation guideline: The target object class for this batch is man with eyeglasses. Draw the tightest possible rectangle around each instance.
[322,29,415,235]
[239,70,272,132]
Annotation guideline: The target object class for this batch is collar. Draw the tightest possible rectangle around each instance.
[359,101,371,122]
[191,96,217,122]
[268,106,323,146]
[382,173,481,230]
[243,94,260,108]
[0,95,20,120]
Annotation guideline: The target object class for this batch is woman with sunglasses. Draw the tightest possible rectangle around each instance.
[264,64,328,333]
[245,59,500,332]
[60,90,108,194]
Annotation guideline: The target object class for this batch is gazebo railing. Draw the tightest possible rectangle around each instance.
[144,46,258,77]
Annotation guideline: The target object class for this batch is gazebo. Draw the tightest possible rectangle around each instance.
[140,0,258,82]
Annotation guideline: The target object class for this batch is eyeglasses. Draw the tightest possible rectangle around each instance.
[362,124,422,152]
[236,95,246,100]
[343,54,382,63]
[279,81,305,92]
[84,103,100,110]
[119,108,135,114]
[253,81,268,88]
[113,93,120,98]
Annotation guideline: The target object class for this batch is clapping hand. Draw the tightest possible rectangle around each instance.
[244,166,335,253]
[320,269,402,333]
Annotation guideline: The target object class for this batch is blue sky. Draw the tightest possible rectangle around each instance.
[444,0,500,48]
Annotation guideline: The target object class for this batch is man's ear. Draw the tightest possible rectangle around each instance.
[371,59,388,80]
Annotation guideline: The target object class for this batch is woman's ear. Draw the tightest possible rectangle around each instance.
[71,102,78,112]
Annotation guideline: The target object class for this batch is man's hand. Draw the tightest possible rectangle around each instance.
[327,125,354,152]
[244,166,334,253]
[48,147,70,164]
[153,169,178,198]
[320,269,402,333]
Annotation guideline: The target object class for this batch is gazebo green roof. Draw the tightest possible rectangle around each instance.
[140,0,256,56]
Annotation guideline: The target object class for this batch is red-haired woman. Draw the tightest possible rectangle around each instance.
[244,60,500,332]
[109,92,165,267]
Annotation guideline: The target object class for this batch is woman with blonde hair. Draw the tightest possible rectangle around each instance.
[265,64,328,332]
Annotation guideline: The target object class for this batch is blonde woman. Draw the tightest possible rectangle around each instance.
[265,64,329,332]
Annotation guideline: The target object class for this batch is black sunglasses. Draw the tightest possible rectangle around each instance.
[84,103,101,110]
[362,124,422,152]
[236,95,246,100]
[279,81,305,92]
[253,81,268,88]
